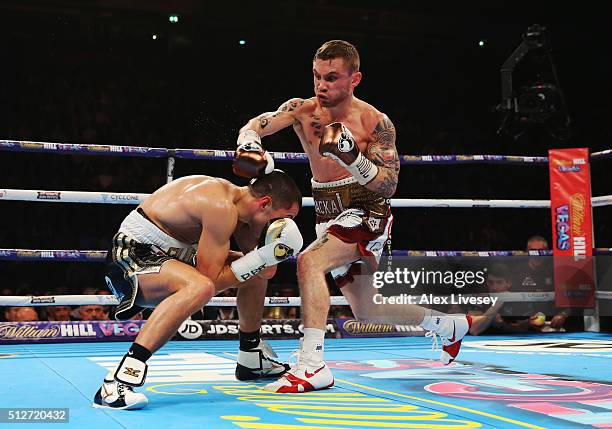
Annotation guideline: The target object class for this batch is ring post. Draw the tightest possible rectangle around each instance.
[548,148,598,331]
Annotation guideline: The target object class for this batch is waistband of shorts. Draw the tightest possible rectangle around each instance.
[311,176,357,189]
[119,210,195,252]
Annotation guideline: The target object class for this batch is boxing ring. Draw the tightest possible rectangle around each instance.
[2,140,612,428]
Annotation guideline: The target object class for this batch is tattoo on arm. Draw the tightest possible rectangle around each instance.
[307,233,329,252]
[259,115,271,129]
[311,114,322,138]
[367,115,399,197]
[279,99,304,112]
[258,99,305,130]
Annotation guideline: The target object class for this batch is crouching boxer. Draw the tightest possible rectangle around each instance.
[93,171,303,409]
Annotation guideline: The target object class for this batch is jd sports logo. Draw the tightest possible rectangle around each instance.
[123,367,141,377]
[178,320,204,340]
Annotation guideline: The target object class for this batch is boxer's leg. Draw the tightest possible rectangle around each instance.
[134,259,215,353]
[298,233,361,329]
[94,260,214,410]
[264,233,361,393]
[234,275,289,380]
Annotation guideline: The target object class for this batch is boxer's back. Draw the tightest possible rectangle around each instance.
[138,175,236,244]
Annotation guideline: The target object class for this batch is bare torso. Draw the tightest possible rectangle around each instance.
[138,176,239,245]
[292,97,385,182]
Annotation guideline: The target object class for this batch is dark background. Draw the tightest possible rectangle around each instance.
[0,1,610,296]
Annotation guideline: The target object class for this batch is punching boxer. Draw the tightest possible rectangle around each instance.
[234,40,482,393]
[93,171,303,409]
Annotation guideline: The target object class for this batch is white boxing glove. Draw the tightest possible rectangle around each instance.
[230,218,303,282]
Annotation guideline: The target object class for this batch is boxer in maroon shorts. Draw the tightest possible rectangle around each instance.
[233,40,480,393]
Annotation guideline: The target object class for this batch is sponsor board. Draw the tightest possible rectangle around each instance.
[176,319,337,340]
[0,321,143,344]
[549,148,595,308]
[0,319,338,344]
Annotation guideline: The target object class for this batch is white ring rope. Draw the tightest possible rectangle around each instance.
[2,188,612,209]
[2,291,611,307]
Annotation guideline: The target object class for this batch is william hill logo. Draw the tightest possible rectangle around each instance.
[343,320,396,334]
[341,319,424,336]
[0,323,60,340]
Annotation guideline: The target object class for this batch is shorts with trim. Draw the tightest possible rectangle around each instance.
[105,209,196,320]
[315,208,393,288]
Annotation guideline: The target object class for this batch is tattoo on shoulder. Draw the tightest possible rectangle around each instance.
[368,115,399,169]
[258,99,305,129]
[279,99,304,113]
[258,100,305,130]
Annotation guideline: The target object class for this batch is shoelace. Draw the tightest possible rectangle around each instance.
[280,338,310,378]
[425,331,450,351]
[286,348,302,370]
[116,383,133,399]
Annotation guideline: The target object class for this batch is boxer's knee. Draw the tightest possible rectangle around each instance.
[182,276,215,306]
[297,250,323,282]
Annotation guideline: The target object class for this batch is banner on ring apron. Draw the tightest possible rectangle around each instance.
[548,148,595,308]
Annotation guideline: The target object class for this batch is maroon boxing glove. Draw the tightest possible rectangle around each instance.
[233,131,275,178]
[319,122,378,185]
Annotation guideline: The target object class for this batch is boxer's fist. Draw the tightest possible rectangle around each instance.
[233,141,275,178]
[319,122,379,185]
[257,218,303,265]
[230,218,303,282]
[319,122,360,168]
